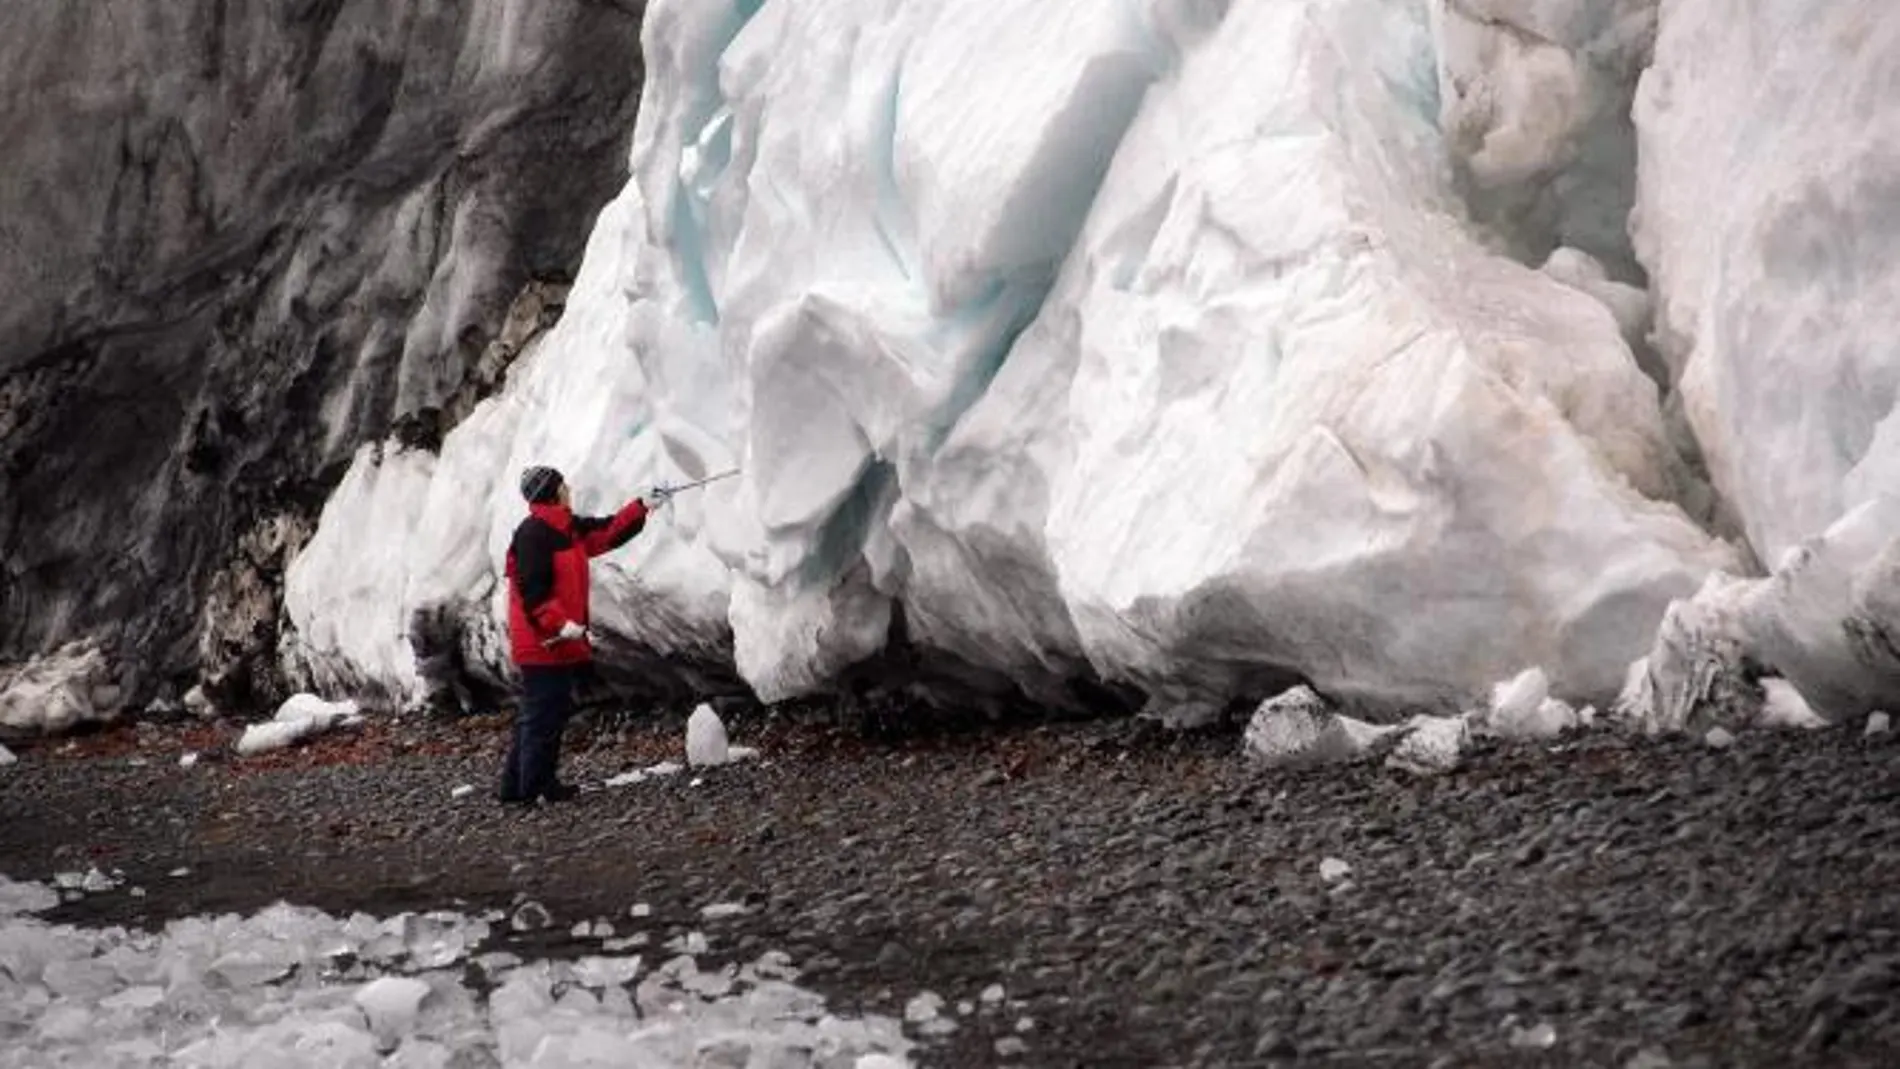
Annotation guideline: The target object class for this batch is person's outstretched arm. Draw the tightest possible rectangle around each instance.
[571,498,649,557]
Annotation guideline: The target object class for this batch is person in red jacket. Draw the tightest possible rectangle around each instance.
[499,464,655,804]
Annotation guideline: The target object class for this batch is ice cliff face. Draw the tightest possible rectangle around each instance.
[0,0,645,723]
[279,0,1900,724]
[14,0,1899,731]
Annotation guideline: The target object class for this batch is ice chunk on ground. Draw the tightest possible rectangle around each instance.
[1477,667,1581,740]
[449,784,474,799]
[701,902,749,920]
[1704,726,1735,750]
[178,751,199,769]
[0,640,120,737]
[1319,858,1353,884]
[1867,713,1891,738]
[1243,686,1402,767]
[981,983,1006,1005]
[236,693,363,756]
[510,901,551,932]
[0,744,14,766]
[1386,716,1470,776]
[1759,678,1826,730]
[356,976,431,1040]
[905,991,945,1023]
[686,702,730,766]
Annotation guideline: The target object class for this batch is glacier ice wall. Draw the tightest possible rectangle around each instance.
[1430,0,1660,281]
[281,0,1750,720]
[1615,0,1900,721]
[1633,0,1900,566]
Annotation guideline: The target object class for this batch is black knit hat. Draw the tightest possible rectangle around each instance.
[520,465,564,503]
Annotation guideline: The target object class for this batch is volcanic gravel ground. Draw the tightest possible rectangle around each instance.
[3,710,1900,1068]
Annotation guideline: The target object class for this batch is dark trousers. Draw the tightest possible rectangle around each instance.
[500,665,578,801]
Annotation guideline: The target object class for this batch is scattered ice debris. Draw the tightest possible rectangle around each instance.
[1759,677,1827,729]
[354,975,431,1041]
[1319,858,1353,884]
[178,751,199,769]
[509,900,551,932]
[130,886,146,899]
[1477,668,1580,740]
[168,867,191,878]
[686,703,731,766]
[905,991,944,1023]
[450,784,475,799]
[667,931,711,955]
[571,920,595,938]
[1508,1020,1558,1050]
[629,902,653,919]
[0,744,15,766]
[235,693,363,756]
[0,874,912,1066]
[957,1000,975,1016]
[1867,712,1891,737]
[996,1036,1031,1057]
[602,933,649,953]
[981,983,1007,1006]
[605,769,648,788]
[1243,686,1400,767]
[1704,727,1736,750]
[1386,715,1470,776]
[1016,1017,1036,1033]
[701,902,751,920]
[0,875,59,914]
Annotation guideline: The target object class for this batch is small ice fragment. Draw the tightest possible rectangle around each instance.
[996,1037,1030,1057]
[130,886,146,898]
[1865,712,1890,737]
[511,900,551,931]
[629,903,652,919]
[0,744,16,766]
[604,770,647,788]
[178,752,199,769]
[168,867,190,878]
[450,784,475,799]
[981,983,1006,1005]
[905,991,944,1023]
[1509,1021,1557,1049]
[700,902,749,920]
[1704,727,1735,749]
[957,1000,974,1016]
[356,975,431,1038]
[571,921,594,938]
[686,703,730,766]
[1319,858,1352,883]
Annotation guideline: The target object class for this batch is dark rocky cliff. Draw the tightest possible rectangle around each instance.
[0,0,645,715]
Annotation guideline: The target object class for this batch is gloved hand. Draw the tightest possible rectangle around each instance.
[554,620,588,643]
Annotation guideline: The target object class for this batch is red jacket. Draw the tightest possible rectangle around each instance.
[505,498,648,667]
